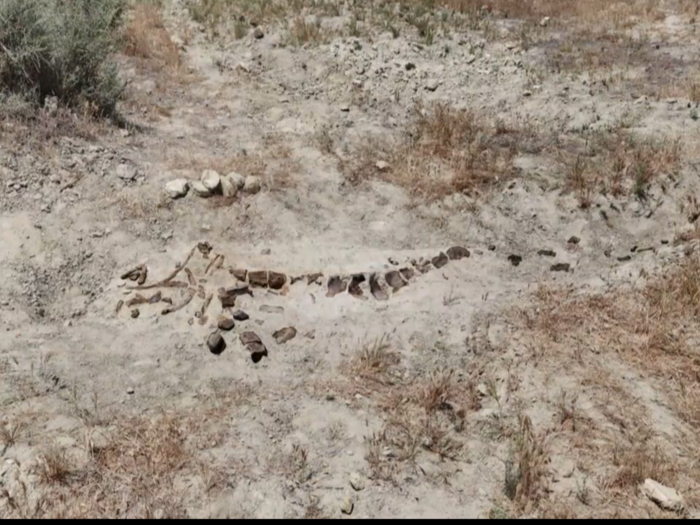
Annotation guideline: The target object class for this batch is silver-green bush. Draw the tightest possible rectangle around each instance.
[0,0,126,118]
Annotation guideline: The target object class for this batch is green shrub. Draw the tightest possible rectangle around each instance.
[0,0,126,118]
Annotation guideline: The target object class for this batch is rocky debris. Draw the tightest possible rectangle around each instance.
[116,163,137,182]
[540,16,551,27]
[340,495,354,515]
[617,255,632,262]
[327,275,348,297]
[488,245,497,251]
[130,308,140,319]
[240,331,268,362]
[425,79,439,91]
[268,271,287,290]
[446,246,470,260]
[227,171,246,190]
[230,268,248,281]
[432,252,449,269]
[232,310,250,321]
[244,175,261,194]
[218,288,237,308]
[400,267,415,281]
[191,181,211,197]
[165,179,190,199]
[120,264,148,285]
[260,304,284,314]
[126,387,135,395]
[201,170,221,193]
[348,273,366,298]
[375,160,390,171]
[508,254,523,267]
[369,273,389,301]
[273,326,297,344]
[642,479,685,513]
[568,236,581,245]
[220,174,237,197]
[218,317,235,331]
[349,472,365,492]
[550,263,571,272]
[207,332,227,355]
[307,272,324,285]
[249,270,269,287]
[385,270,406,292]
[538,249,556,257]
[415,260,432,274]
[252,27,264,39]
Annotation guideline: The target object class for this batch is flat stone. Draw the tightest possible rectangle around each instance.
[165,179,189,199]
[327,276,348,298]
[191,181,211,197]
[446,246,470,260]
[369,273,389,301]
[642,479,685,513]
[243,175,261,194]
[349,472,365,491]
[248,270,269,287]
[240,331,262,346]
[567,236,581,245]
[230,268,248,281]
[268,272,287,290]
[201,170,221,192]
[550,263,571,272]
[348,273,366,298]
[232,310,249,321]
[385,270,406,291]
[116,164,137,181]
[273,326,297,344]
[218,318,235,331]
[432,252,449,269]
[260,304,284,314]
[538,249,556,257]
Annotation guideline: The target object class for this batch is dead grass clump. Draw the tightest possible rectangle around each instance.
[38,445,72,484]
[288,17,327,46]
[345,334,401,388]
[0,420,24,449]
[504,415,549,514]
[609,441,677,489]
[123,3,183,75]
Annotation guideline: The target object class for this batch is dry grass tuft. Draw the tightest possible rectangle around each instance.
[608,441,677,489]
[38,445,72,484]
[123,3,184,75]
[0,420,24,448]
[504,415,549,514]
[345,334,402,388]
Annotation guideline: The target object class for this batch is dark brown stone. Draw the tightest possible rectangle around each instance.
[327,276,348,298]
[446,246,470,260]
[550,263,571,272]
[248,342,268,363]
[415,260,432,274]
[307,272,324,285]
[399,267,415,281]
[248,270,269,287]
[385,270,406,291]
[130,308,140,319]
[273,326,297,344]
[233,310,249,321]
[538,249,556,257]
[240,331,262,346]
[348,274,366,298]
[230,268,248,281]
[432,252,449,269]
[268,271,287,290]
[568,236,581,245]
[218,288,237,308]
[508,255,523,267]
[218,318,235,331]
[369,273,389,301]
[207,333,226,355]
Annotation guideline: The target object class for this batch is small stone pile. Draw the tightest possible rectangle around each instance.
[165,170,262,200]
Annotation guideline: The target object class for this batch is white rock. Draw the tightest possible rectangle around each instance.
[349,472,365,491]
[244,175,262,194]
[227,171,246,189]
[116,164,137,181]
[191,181,212,198]
[642,479,684,513]
[425,79,439,91]
[201,170,221,192]
[340,495,354,515]
[220,175,237,198]
[540,16,551,27]
[375,161,390,172]
[165,179,190,199]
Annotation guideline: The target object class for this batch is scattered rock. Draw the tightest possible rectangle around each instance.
[446,246,470,260]
[273,326,297,344]
[340,495,354,515]
[240,331,262,346]
[268,271,287,290]
[415,260,432,274]
[240,331,268,362]
[218,317,235,331]
[201,170,221,192]
[538,249,556,257]
[432,252,449,269]
[349,472,365,492]
[405,62,416,71]
[218,287,238,308]
[385,270,406,291]
[400,267,415,281]
[232,310,249,321]
[126,387,135,395]
[348,273,366,298]
[220,174,237,197]
[508,254,523,267]
[369,273,389,301]
[207,333,227,355]
[340,104,350,112]
[191,181,211,197]
[260,304,284,314]
[243,175,261,194]
[642,479,685,513]
[617,255,632,262]
[550,263,571,272]
[327,275,348,298]
[488,245,497,251]
[307,272,324,285]
[227,171,246,189]
[375,160,390,171]
[252,27,264,39]
[230,268,248,281]
[116,164,137,181]
[165,179,190,199]
[540,16,551,27]
[249,270,269,287]
[425,79,439,91]
[130,308,140,319]
[568,236,581,245]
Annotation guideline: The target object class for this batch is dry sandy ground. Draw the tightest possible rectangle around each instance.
[2,0,700,519]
